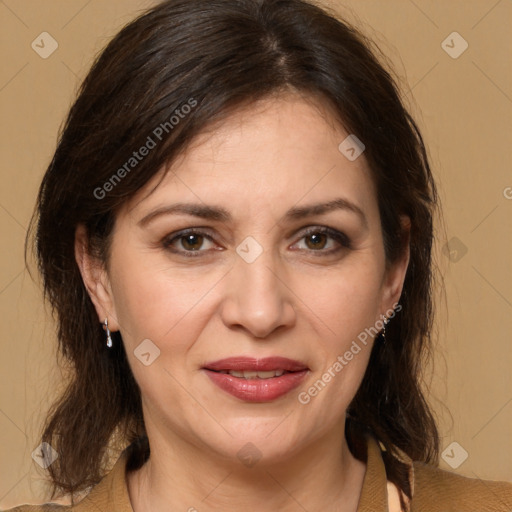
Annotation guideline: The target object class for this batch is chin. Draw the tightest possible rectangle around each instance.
[192,415,316,467]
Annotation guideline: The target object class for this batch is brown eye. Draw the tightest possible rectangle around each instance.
[293,226,351,254]
[180,233,205,251]
[304,232,329,250]
[163,229,216,257]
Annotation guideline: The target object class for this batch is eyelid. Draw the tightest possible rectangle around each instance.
[295,225,352,249]
[161,227,218,256]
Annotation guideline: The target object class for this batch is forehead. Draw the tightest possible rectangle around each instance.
[123,93,378,223]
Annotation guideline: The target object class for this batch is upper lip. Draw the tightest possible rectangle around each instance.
[203,357,308,372]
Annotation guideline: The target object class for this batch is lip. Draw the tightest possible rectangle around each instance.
[202,357,309,402]
[203,356,308,372]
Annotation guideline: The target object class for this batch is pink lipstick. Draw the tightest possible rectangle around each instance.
[202,357,309,402]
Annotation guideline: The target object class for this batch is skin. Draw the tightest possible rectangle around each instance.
[76,92,410,511]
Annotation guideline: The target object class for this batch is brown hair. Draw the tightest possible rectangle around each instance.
[29,0,439,506]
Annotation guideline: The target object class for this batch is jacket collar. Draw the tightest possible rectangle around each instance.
[356,434,390,510]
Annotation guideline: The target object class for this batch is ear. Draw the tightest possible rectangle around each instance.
[379,215,411,314]
[75,224,120,331]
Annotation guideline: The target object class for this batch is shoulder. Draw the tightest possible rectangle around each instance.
[1,505,71,512]
[2,446,134,512]
[411,461,512,511]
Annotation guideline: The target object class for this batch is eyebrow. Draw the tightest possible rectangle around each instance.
[138,197,368,229]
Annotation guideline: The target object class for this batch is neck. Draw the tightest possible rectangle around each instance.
[127,426,366,512]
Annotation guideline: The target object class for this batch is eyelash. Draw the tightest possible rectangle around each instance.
[161,226,352,258]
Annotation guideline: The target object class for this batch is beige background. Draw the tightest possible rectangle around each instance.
[1,0,511,507]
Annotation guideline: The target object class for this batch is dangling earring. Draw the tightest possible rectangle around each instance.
[380,314,389,342]
[103,318,113,348]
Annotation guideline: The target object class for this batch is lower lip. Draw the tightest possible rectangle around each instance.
[203,369,309,402]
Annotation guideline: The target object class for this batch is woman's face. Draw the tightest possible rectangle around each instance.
[81,93,408,466]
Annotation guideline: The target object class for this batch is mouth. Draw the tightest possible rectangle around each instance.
[202,357,309,402]
[213,369,292,379]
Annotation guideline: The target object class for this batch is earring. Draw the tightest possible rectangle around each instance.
[380,315,389,342]
[103,318,113,348]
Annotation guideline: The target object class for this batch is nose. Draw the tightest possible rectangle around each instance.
[219,246,296,339]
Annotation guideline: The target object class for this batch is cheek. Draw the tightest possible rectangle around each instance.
[295,256,385,339]
[108,252,222,348]
[109,258,219,412]
[292,257,383,410]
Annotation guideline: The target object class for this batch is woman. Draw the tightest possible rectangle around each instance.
[6,0,511,511]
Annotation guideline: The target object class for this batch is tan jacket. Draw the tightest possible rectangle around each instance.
[4,435,512,511]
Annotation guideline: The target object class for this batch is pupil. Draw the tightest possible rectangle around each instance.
[183,234,202,250]
[307,233,326,249]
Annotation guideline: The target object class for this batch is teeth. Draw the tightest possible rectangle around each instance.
[224,370,287,379]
